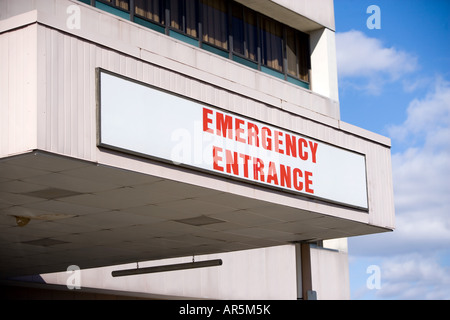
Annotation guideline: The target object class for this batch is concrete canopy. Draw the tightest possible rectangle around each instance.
[0,150,389,279]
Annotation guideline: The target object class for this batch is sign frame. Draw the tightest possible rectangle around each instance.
[96,68,369,211]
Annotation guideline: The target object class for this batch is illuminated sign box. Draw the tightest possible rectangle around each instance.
[98,70,368,210]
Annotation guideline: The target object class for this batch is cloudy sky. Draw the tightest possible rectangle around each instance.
[334,0,450,299]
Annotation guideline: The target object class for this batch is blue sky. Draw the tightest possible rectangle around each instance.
[334,0,450,299]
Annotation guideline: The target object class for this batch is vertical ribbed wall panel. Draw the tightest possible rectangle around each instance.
[37,26,99,161]
[0,27,9,156]
[366,143,395,228]
[0,24,37,158]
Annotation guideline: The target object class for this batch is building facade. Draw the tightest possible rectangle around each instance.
[0,0,395,300]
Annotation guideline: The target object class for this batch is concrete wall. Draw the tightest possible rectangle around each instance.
[310,244,350,300]
[310,28,340,102]
[41,245,299,300]
[270,0,335,31]
[236,0,335,31]
[40,242,351,300]
[0,22,37,157]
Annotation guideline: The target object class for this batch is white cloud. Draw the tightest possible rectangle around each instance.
[377,254,450,300]
[349,78,450,299]
[351,79,450,255]
[388,83,450,272]
[336,30,418,94]
[390,79,450,222]
[388,78,450,142]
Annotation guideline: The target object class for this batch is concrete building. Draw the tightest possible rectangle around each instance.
[0,0,395,300]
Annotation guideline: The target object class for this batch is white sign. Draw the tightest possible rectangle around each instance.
[99,71,368,209]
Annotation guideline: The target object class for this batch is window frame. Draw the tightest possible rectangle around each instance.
[168,0,200,40]
[134,0,166,28]
[96,0,131,12]
[80,0,311,88]
[230,2,259,67]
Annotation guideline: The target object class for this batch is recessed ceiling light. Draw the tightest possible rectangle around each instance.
[22,188,81,200]
[22,238,69,247]
[175,216,225,226]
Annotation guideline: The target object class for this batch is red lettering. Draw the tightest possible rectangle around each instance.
[280,165,292,188]
[213,146,224,172]
[205,108,318,169]
[216,112,233,139]
[239,153,251,178]
[293,168,303,191]
[267,162,279,185]
[261,127,272,151]
[212,146,314,196]
[253,157,265,182]
[235,118,246,143]
[203,108,214,133]
[285,134,297,157]
[248,123,260,147]
[309,141,318,164]
[298,138,308,161]
[225,150,239,175]
[274,130,284,155]
[305,171,314,194]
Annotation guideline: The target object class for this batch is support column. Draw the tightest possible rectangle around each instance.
[296,243,316,300]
